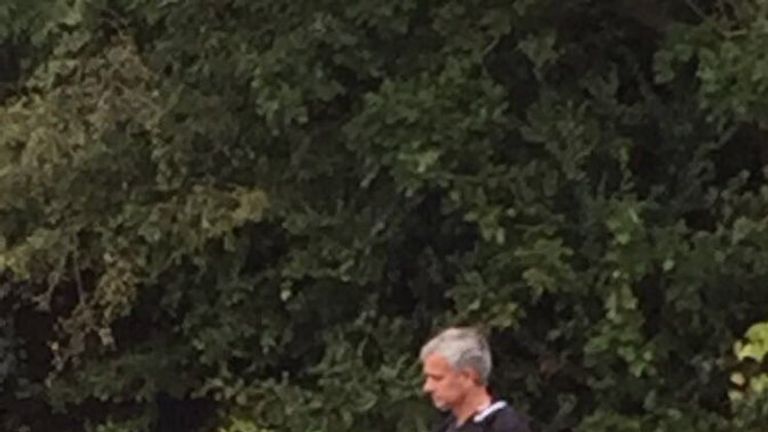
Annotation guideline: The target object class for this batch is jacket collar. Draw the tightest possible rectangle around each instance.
[472,400,507,423]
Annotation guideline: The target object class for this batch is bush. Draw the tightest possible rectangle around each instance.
[1,1,767,431]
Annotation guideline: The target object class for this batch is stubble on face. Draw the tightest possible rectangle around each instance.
[422,354,462,411]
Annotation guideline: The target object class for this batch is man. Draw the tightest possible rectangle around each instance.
[420,327,530,432]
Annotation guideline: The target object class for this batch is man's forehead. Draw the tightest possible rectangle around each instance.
[422,353,453,372]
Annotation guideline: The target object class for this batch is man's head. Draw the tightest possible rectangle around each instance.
[419,327,492,410]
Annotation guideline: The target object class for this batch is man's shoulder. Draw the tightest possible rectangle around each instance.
[478,401,530,432]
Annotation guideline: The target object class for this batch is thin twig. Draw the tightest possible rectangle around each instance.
[682,0,730,36]
[72,246,85,307]
[683,0,710,22]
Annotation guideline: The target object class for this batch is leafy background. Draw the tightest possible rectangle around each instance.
[1,0,767,431]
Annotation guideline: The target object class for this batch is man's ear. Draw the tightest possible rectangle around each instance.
[459,367,481,384]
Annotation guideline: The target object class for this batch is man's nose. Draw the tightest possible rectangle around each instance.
[422,380,432,393]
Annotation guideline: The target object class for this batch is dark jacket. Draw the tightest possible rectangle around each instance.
[432,400,530,432]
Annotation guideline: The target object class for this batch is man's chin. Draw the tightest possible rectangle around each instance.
[431,399,450,412]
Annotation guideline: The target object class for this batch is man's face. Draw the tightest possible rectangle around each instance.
[421,353,474,410]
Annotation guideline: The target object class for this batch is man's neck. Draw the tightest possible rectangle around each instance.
[452,387,492,426]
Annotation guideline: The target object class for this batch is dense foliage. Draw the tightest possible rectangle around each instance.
[1,0,768,430]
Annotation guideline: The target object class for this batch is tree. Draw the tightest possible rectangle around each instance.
[1,0,767,431]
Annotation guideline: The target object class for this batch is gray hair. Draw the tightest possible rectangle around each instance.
[419,327,492,384]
